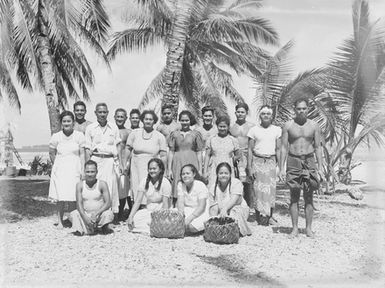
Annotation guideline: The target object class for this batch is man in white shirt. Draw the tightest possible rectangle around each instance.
[247,105,281,225]
[85,103,122,220]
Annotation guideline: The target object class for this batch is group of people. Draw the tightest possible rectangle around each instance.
[48,96,323,238]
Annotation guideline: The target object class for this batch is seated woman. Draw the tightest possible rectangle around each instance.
[177,164,209,234]
[70,160,114,236]
[127,158,171,234]
[209,162,251,236]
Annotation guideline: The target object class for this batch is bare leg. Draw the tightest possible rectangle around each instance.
[56,201,65,228]
[305,203,314,238]
[289,202,299,237]
[186,224,199,235]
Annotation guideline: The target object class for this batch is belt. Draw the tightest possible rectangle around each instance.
[288,152,314,160]
[92,153,114,158]
[253,154,275,159]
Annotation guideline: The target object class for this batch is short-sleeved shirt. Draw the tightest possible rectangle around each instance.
[195,125,218,147]
[247,124,281,156]
[49,130,85,156]
[126,128,167,155]
[209,178,248,209]
[85,122,121,156]
[168,130,204,152]
[157,121,181,141]
[177,180,208,208]
[74,120,92,134]
[138,177,172,200]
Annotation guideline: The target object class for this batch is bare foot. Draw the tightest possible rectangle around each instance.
[306,228,315,238]
[289,228,299,238]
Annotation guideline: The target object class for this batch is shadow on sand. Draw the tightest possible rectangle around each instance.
[0,179,56,223]
[195,254,285,287]
[271,226,306,235]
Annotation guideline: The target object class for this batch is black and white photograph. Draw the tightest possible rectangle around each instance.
[0,0,384,287]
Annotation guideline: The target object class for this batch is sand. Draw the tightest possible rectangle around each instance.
[0,174,384,287]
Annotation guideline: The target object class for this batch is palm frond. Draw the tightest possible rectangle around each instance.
[0,59,21,110]
[79,0,110,43]
[139,67,166,109]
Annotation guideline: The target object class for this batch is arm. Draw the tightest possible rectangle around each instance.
[167,151,174,179]
[176,191,184,214]
[91,181,111,220]
[49,147,57,165]
[75,182,92,228]
[314,123,324,178]
[185,198,206,225]
[127,190,145,228]
[275,137,281,168]
[247,138,255,178]
[123,146,132,173]
[279,124,289,181]
[79,148,85,177]
[219,194,242,217]
[196,151,203,174]
[162,196,170,209]
[203,146,211,180]
[159,151,167,171]
[209,203,219,217]
[84,127,92,161]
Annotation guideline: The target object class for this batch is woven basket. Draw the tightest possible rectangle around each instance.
[204,217,240,244]
[150,209,185,239]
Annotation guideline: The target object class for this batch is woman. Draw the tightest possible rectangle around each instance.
[124,110,167,206]
[177,164,209,234]
[70,160,114,236]
[209,162,251,236]
[168,111,204,199]
[49,111,85,228]
[127,158,171,234]
[204,115,240,187]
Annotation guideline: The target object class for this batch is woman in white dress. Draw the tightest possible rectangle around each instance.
[49,111,85,228]
[177,164,209,234]
[127,158,171,234]
[209,162,251,236]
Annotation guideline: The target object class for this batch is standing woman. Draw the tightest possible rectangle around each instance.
[127,158,171,234]
[168,111,204,199]
[49,111,85,228]
[177,164,209,234]
[123,110,167,206]
[204,115,240,187]
[209,162,251,236]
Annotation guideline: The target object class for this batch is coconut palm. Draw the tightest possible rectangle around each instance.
[108,0,279,117]
[0,0,110,134]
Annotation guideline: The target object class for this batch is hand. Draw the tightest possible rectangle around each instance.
[203,171,209,182]
[168,170,173,181]
[278,169,286,182]
[184,215,193,227]
[83,215,94,230]
[90,212,100,224]
[127,217,134,231]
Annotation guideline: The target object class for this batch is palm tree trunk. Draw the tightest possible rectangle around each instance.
[37,0,61,134]
[161,0,192,118]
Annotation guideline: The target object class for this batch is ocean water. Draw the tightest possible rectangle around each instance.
[13,152,49,165]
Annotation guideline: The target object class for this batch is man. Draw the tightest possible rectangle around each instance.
[230,103,255,215]
[114,108,133,221]
[157,104,181,141]
[129,109,141,130]
[85,103,122,222]
[73,101,92,134]
[279,97,323,238]
[195,106,217,147]
[247,105,281,226]
[70,160,114,235]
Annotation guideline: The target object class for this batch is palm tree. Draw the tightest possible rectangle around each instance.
[108,0,279,117]
[0,0,110,134]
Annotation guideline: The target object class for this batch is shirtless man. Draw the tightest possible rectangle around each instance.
[114,108,133,221]
[230,103,255,213]
[73,101,92,134]
[279,97,323,238]
[129,109,141,130]
[157,104,181,141]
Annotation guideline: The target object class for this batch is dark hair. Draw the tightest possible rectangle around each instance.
[293,96,310,107]
[201,106,215,115]
[73,101,86,110]
[95,102,108,110]
[215,115,230,127]
[144,158,165,191]
[60,111,74,122]
[178,110,197,126]
[259,104,273,112]
[115,108,127,116]
[140,110,159,124]
[235,102,249,112]
[130,108,141,117]
[84,159,98,169]
[179,164,207,184]
[213,162,232,199]
[161,104,173,113]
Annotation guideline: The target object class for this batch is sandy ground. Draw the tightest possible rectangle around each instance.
[0,172,384,287]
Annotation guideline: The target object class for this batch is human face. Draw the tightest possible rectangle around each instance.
[143,113,155,129]
[202,111,213,125]
[148,161,161,180]
[181,166,195,185]
[130,113,140,128]
[74,105,86,121]
[259,109,273,125]
[61,115,74,132]
[84,164,97,182]
[217,121,229,137]
[114,111,127,127]
[235,107,247,122]
[294,101,309,120]
[162,108,173,124]
[179,114,191,130]
[95,105,108,123]
[217,166,231,185]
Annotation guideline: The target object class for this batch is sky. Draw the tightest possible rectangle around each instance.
[1,0,385,147]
